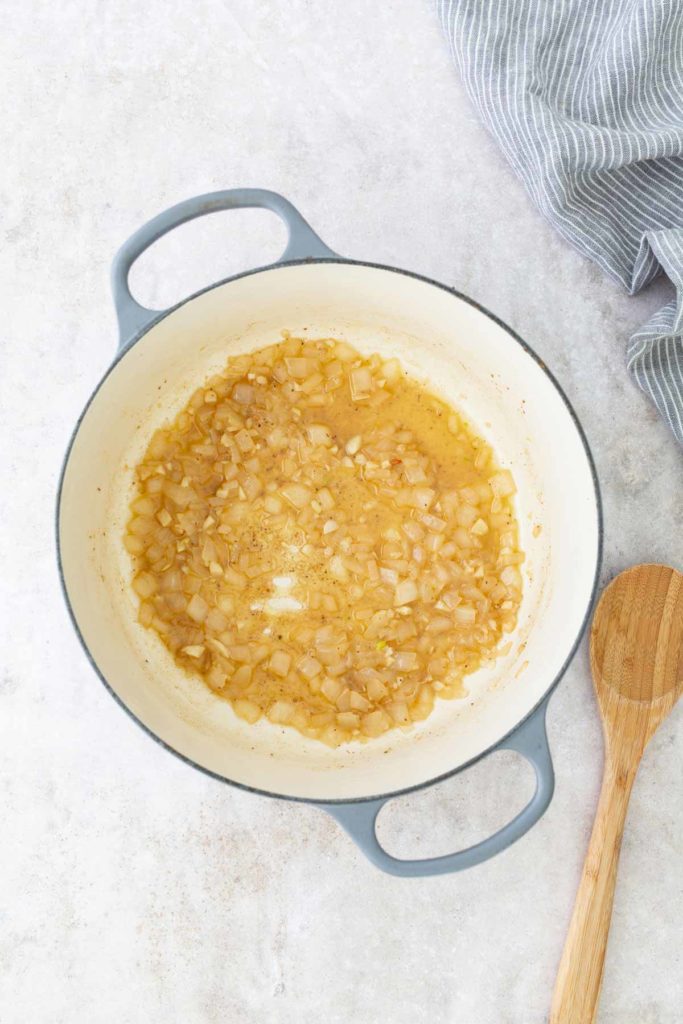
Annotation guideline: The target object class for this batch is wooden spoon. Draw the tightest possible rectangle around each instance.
[550,563,683,1024]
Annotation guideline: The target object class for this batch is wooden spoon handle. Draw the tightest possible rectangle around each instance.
[550,760,637,1024]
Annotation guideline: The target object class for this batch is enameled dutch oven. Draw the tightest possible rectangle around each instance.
[57,189,602,876]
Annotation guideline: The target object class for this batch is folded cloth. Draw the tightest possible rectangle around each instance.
[438,0,683,444]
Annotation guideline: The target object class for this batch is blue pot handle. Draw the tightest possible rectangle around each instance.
[111,188,337,349]
[321,695,555,877]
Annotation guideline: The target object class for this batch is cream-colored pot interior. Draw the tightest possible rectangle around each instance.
[59,262,600,801]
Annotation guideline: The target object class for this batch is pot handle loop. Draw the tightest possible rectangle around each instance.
[111,189,337,349]
[321,696,555,877]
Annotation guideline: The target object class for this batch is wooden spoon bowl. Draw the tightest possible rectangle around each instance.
[551,563,683,1024]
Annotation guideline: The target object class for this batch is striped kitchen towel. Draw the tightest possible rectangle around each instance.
[438,0,683,444]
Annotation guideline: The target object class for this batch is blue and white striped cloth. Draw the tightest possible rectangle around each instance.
[438,0,683,445]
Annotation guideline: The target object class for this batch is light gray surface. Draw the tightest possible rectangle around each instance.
[1,2,681,1022]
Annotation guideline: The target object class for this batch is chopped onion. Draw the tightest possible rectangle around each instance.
[411,488,436,511]
[269,650,291,678]
[182,644,205,658]
[317,487,335,510]
[393,651,418,671]
[350,367,373,400]
[489,470,516,498]
[387,702,410,725]
[232,382,254,404]
[125,333,522,749]
[234,699,261,724]
[298,654,322,679]
[280,483,312,509]
[336,711,360,730]
[133,572,157,599]
[285,357,313,379]
[394,579,418,606]
[187,594,209,623]
[307,423,333,446]
[322,676,343,704]
[268,700,296,724]
[362,709,390,737]
[366,677,388,702]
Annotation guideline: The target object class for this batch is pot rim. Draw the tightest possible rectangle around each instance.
[56,256,603,805]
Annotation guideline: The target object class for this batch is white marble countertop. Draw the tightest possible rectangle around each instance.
[2,2,681,1022]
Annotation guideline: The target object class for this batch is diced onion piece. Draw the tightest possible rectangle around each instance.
[394,579,418,606]
[133,572,157,599]
[267,427,287,449]
[421,513,446,532]
[411,685,435,721]
[387,701,410,725]
[404,463,428,484]
[317,487,335,510]
[268,700,296,724]
[336,688,352,711]
[456,505,478,528]
[124,535,144,555]
[223,566,247,589]
[454,605,476,625]
[489,470,516,498]
[425,616,452,634]
[321,677,343,704]
[307,423,333,446]
[329,555,348,581]
[366,678,388,702]
[232,382,254,404]
[138,601,154,627]
[128,516,155,536]
[345,435,362,455]
[471,518,489,536]
[380,567,399,586]
[292,708,310,729]
[382,358,402,383]
[132,496,155,516]
[362,709,390,737]
[334,341,357,362]
[206,608,229,632]
[320,724,346,748]
[234,699,261,724]
[269,650,291,678]
[165,482,194,507]
[182,644,205,658]
[501,566,522,589]
[298,654,322,679]
[206,665,227,689]
[402,520,424,542]
[411,488,436,511]
[350,367,373,400]
[336,711,360,730]
[285,357,312,379]
[349,691,370,712]
[235,429,254,453]
[187,593,209,623]
[280,483,312,509]
[230,644,252,663]
[393,651,418,671]
[232,664,252,687]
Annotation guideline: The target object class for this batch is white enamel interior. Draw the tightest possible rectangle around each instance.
[59,262,599,801]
